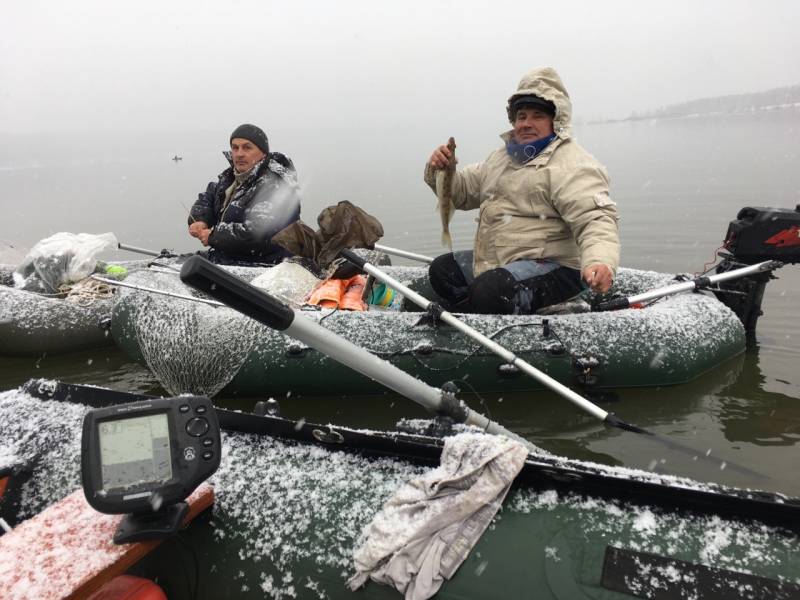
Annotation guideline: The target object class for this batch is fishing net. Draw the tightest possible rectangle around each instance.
[125,269,268,397]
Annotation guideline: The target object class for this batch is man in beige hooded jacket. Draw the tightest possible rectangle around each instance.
[425,67,619,314]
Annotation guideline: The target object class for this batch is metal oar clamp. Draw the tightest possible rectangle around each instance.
[595,260,783,312]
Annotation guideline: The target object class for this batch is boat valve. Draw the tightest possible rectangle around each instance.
[497,363,521,377]
[286,341,309,357]
[413,342,434,355]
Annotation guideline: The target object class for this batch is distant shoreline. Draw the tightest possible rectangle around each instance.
[590,102,800,125]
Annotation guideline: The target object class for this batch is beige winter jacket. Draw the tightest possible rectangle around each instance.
[424,67,620,277]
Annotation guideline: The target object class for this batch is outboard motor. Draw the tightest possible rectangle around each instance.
[714,205,800,336]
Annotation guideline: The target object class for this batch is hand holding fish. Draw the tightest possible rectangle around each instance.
[428,143,457,170]
[434,137,457,249]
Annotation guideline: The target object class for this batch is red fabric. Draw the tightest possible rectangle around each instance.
[86,575,167,600]
[308,275,367,311]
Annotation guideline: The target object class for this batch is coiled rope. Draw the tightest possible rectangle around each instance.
[60,278,115,305]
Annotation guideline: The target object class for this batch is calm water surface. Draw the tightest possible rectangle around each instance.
[1,113,799,496]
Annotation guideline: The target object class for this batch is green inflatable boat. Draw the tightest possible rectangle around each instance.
[110,263,749,398]
[0,269,115,357]
[0,260,148,357]
[3,380,799,600]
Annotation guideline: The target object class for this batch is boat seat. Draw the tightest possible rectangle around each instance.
[0,483,213,600]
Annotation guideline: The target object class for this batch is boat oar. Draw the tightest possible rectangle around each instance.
[341,250,629,427]
[596,260,783,311]
[374,244,433,264]
[178,255,536,453]
[338,249,767,477]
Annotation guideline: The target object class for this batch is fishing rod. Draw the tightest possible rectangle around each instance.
[338,249,766,478]
[117,242,179,259]
[178,255,536,453]
[90,275,223,307]
[596,260,783,311]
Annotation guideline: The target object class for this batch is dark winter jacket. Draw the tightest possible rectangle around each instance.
[189,152,301,264]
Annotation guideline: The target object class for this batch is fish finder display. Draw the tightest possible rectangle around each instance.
[99,413,172,491]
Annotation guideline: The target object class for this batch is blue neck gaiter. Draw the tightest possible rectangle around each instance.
[506,133,557,164]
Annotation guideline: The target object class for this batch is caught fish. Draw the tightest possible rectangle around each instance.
[436,137,457,249]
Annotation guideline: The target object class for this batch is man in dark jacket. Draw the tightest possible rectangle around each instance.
[188,124,301,264]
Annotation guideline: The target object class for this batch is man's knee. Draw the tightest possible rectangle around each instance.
[429,254,455,286]
[468,269,517,314]
[429,253,468,305]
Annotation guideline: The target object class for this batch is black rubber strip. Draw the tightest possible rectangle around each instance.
[601,545,800,600]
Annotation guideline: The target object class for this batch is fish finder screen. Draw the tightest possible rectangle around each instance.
[99,413,172,491]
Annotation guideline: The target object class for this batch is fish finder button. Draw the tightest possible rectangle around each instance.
[179,404,190,413]
[186,416,209,437]
[195,405,207,414]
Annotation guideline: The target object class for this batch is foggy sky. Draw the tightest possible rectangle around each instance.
[2,0,799,136]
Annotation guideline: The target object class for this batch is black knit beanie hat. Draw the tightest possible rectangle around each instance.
[230,124,269,155]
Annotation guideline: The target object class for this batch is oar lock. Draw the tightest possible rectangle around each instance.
[437,382,469,424]
[574,355,601,388]
[254,398,281,417]
[312,428,345,444]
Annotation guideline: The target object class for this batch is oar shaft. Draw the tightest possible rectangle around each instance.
[179,256,535,451]
[374,244,434,264]
[599,260,781,310]
[347,253,610,422]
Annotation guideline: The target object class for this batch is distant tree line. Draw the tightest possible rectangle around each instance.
[629,84,800,120]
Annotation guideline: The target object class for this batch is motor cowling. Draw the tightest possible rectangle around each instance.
[713,205,800,338]
[724,205,800,264]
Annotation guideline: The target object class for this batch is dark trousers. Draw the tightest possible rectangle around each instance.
[428,251,583,315]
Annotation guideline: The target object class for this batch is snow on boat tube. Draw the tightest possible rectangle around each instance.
[109,264,746,397]
[2,384,799,600]
[0,283,114,356]
[0,259,156,357]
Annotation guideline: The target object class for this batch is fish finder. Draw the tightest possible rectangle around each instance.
[81,395,220,544]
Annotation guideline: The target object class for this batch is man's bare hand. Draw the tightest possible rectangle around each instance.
[582,263,614,293]
[197,228,213,247]
[428,143,456,170]
[189,221,209,238]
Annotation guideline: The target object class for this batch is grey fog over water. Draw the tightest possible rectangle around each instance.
[1,1,799,497]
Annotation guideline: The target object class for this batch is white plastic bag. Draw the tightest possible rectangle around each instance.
[13,232,118,293]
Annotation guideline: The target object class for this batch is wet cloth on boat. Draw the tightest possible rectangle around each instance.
[272,200,383,271]
[348,432,528,600]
